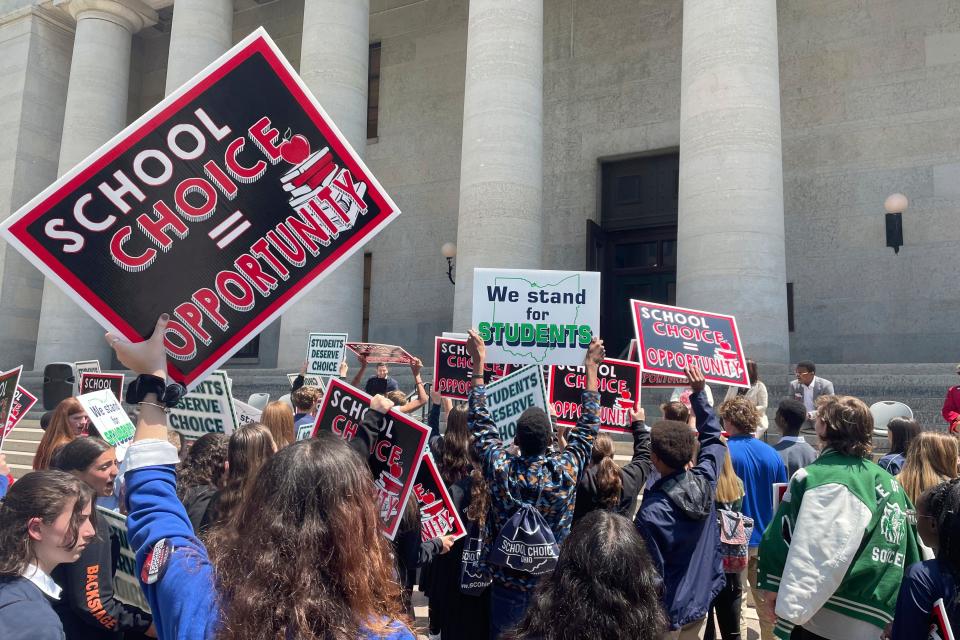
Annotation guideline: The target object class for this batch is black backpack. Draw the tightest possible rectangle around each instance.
[487,468,560,576]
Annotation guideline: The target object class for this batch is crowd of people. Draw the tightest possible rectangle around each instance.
[1,314,959,640]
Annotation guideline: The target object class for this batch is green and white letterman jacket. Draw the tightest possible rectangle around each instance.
[757,449,920,640]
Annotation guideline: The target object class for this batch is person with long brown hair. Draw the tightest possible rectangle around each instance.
[0,470,97,639]
[877,418,921,475]
[897,431,959,504]
[573,407,651,523]
[32,397,90,470]
[107,314,413,640]
[205,423,276,532]
[175,432,228,534]
[260,400,294,448]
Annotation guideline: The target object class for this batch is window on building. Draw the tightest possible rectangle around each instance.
[787,282,795,332]
[363,253,372,341]
[367,43,381,140]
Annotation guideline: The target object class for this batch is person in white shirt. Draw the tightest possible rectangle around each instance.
[723,359,769,439]
[788,361,834,434]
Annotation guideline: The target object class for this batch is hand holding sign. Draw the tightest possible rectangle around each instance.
[370,393,395,414]
[105,314,170,380]
[686,365,706,394]
[584,337,605,368]
[466,329,486,369]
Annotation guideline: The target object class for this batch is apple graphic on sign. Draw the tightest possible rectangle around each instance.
[279,130,311,165]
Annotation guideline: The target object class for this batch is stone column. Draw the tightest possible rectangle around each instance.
[276,0,369,368]
[451,0,543,332]
[676,0,788,363]
[164,0,233,96]
[33,0,156,369]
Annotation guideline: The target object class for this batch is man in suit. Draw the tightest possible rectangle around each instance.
[789,360,834,434]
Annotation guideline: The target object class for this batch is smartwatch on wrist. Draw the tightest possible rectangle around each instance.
[126,374,186,408]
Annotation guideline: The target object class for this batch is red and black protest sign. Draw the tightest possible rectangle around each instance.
[347,342,417,365]
[0,29,400,388]
[3,384,38,446]
[548,358,640,434]
[311,378,430,539]
[79,373,125,400]
[412,452,466,543]
[628,339,686,387]
[631,300,749,388]
[432,336,512,400]
[0,367,23,449]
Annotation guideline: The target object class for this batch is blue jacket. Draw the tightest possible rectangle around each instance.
[634,390,725,629]
[727,435,787,547]
[123,440,414,640]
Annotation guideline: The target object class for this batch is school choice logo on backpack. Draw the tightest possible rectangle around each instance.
[488,504,560,575]
[0,28,399,389]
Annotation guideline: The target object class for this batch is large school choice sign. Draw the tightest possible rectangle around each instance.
[432,336,512,400]
[312,378,430,540]
[413,452,467,543]
[472,269,600,366]
[0,367,23,449]
[306,332,347,377]
[0,29,400,389]
[96,507,151,613]
[484,365,549,442]
[548,358,641,435]
[169,370,238,441]
[631,300,750,388]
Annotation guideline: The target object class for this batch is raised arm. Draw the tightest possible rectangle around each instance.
[465,329,509,475]
[351,355,368,388]
[559,338,604,476]
[687,366,725,483]
[621,407,652,489]
[400,358,428,413]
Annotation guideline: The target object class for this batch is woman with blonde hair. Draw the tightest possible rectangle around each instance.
[705,444,747,640]
[897,431,959,504]
[261,400,295,448]
[32,398,90,470]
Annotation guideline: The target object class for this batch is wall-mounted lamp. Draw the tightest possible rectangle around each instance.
[441,242,457,285]
[883,193,908,254]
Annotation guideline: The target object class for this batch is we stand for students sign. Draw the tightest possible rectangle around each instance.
[0,29,399,388]
[472,269,600,366]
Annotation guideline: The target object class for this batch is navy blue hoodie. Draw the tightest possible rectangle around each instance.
[634,390,725,630]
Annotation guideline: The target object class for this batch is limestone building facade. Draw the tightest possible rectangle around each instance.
[1,0,958,372]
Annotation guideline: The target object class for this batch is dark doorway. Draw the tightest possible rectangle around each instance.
[591,152,679,356]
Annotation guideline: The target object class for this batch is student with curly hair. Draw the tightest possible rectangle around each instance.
[505,510,666,640]
[175,432,228,534]
[890,478,960,638]
[0,470,97,639]
[718,395,786,640]
[108,315,413,640]
[758,395,921,640]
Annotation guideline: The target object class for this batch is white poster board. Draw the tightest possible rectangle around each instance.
[76,389,135,461]
[305,332,347,377]
[471,268,600,366]
[168,370,238,441]
[233,399,263,427]
[484,365,549,442]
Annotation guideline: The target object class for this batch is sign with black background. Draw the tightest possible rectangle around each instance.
[79,373,125,400]
[548,358,641,434]
[432,336,512,400]
[312,378,430,540]
[0,29,399,388]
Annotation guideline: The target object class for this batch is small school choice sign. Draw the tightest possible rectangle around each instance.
[76,389,135,461]
[484,365,549,442]
[312,378,430,540]
[631,300,749,388]
[432,336,512,400]
[472,269,600,366]
[548,358,641,434]
[0,29,400,389]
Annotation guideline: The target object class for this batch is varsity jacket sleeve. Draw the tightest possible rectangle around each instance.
[58,531,152,634]
[468,384,510,478]
[620,419,652,495]
[558,391,601,480]
[942,387,960,425]
[125,439,219,640]
[771,482,872,626]
[690,390,725,484]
